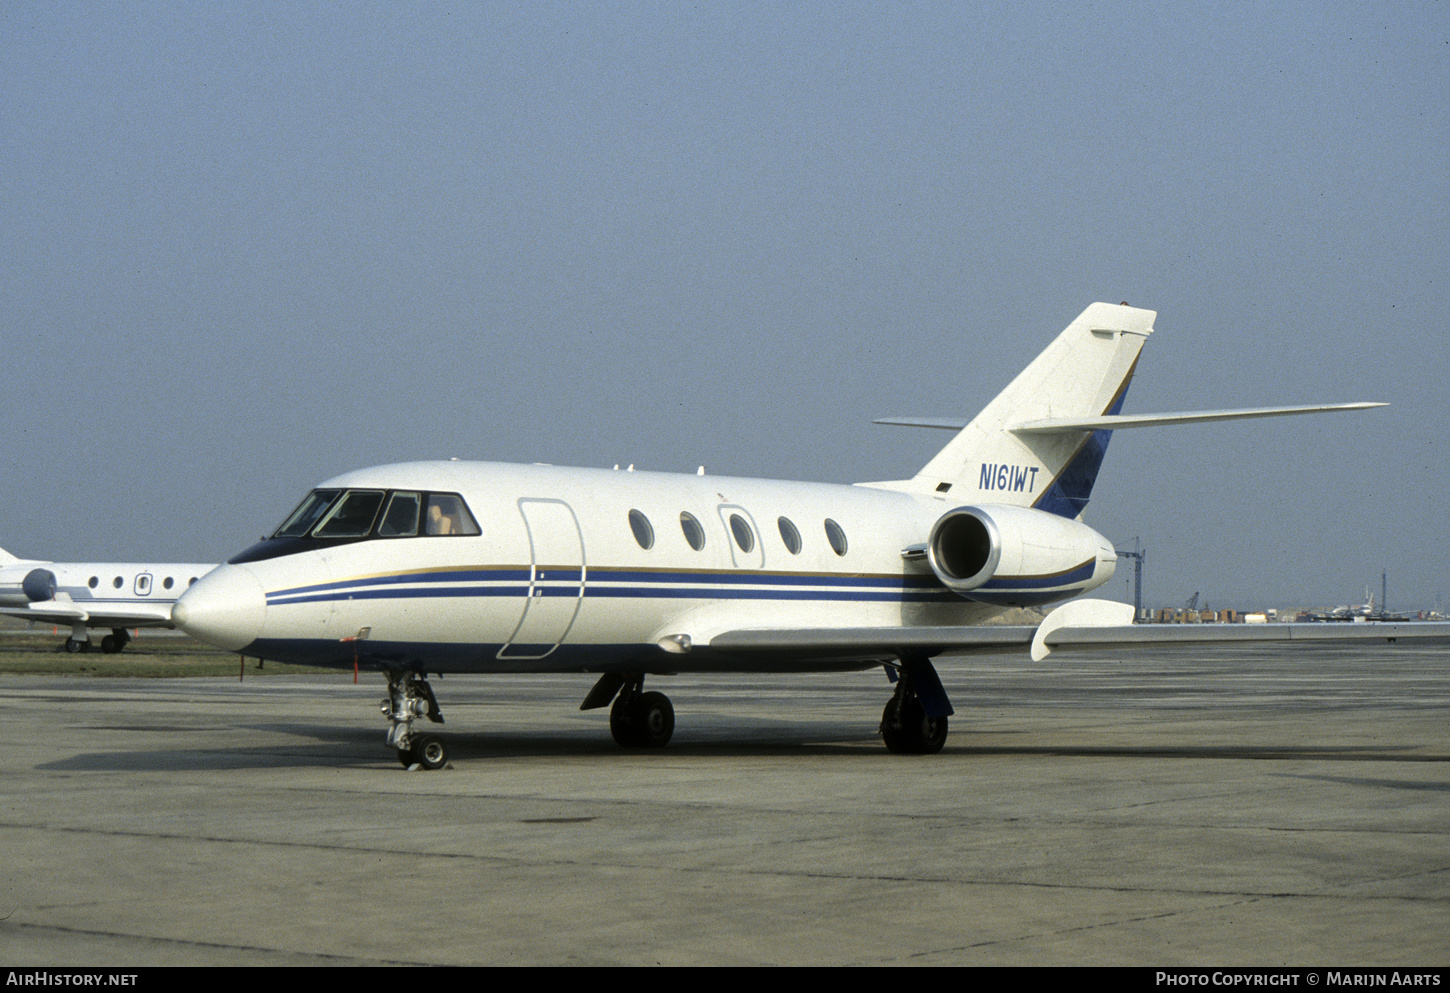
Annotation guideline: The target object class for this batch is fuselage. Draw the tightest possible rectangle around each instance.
[173,460,1117,675]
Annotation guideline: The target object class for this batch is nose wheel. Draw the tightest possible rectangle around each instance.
[397,733,449,770]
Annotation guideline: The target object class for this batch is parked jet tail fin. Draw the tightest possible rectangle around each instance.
[869,303,1386,521]
[872,302,1154,517]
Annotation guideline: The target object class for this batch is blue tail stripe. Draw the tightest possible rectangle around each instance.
[1033,381,1131,519]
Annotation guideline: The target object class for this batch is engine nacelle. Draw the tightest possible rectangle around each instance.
[925,505,1116,606]
[22,568,57,603]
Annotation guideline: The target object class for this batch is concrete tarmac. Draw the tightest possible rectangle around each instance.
[1,642,1446,966]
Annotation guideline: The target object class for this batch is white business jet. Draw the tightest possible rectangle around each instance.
[171,303,1442,768]
[0,548,214,652]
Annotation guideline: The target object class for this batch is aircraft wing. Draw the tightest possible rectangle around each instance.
[1034,599,1450,660]
[1041,618,1450,654]
[708,624,1037,662]
[3,599,177,629]
[707,599,1450,666]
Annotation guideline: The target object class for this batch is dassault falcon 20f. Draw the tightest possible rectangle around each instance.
[172,302,1442,768]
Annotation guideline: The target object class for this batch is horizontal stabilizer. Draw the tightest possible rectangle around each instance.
[872,417,969,431]
[1009,402,1386,434]
[875,403,1386,435]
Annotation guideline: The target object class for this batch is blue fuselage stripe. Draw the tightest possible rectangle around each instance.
[263,564,1094,607]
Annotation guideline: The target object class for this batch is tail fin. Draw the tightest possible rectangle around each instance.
[893,302,1155,517]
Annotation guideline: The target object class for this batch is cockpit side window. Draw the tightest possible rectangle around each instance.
[313,490,386,537]
[424,493,480,536]
[273,489,342,538]
[378,492,422,537]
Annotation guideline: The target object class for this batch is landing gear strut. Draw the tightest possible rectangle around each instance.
[63,623,90,654]
[582,673,675,748]
[880,656,952,755]
[100,628,131,654]
[382,670,448,769]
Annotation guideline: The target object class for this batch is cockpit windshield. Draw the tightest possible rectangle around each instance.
[269,488,479,541]
[378,492,421,537]
[312,490,386,537]
[273,490,341,538]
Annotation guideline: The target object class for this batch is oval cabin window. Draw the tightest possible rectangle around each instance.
[679,512,705,551]
[777,517,802,555]
[628,510,655,550]
[729,514,755,554]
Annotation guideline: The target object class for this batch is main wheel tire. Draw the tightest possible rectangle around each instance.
[413,734,449,770]
[396,746,417,767]
[881,696,948,755]
[610,693,642,747]
[610,691,675,748]
[634,691,674,748]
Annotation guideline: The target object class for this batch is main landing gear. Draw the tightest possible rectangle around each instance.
[59,627,131,654]
[382,670,448,769]
[581,672,675,748]
[376,658,950,767]
[879,656,953,755]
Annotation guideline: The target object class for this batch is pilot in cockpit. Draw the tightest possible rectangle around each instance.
[426,502,456,536]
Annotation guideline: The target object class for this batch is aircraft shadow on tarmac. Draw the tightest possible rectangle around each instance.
[33,722,1444,772]
[1275,772,1450,793]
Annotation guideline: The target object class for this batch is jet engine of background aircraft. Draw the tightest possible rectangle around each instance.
[924,505,1115,605]
[21,568,57,603]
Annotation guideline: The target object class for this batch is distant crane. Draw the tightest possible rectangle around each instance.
[1116,539,1145,622]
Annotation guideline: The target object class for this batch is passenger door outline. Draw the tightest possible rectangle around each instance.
[498,498,586,659]
[716,505,765,570]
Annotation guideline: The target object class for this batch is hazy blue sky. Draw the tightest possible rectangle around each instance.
[3,2,1446,611]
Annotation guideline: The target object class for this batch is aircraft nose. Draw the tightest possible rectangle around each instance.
[172,565,266,652]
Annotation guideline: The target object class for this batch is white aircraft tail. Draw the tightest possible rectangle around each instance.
[872,302,1383,518]
[884,302,1155,517]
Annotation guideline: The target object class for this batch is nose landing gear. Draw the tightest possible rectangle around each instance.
[382,670,448,769]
